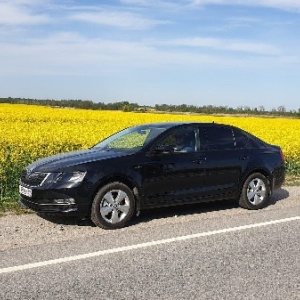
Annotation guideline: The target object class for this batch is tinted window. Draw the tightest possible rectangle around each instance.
[203,126,235,150]
[157,127,197,153]
[233,129,248,149]
[93,124,169,151]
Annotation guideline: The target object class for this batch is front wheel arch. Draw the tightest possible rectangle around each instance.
[89,175,141,215]
[91,181,136,229]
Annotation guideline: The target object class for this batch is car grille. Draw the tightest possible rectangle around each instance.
[21,169,48,186]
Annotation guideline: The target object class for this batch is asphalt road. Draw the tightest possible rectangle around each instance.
[0,187,300,300]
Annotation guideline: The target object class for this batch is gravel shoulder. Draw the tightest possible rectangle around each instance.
[1,186,299,252]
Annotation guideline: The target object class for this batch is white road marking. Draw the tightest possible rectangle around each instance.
[1,216,299,275]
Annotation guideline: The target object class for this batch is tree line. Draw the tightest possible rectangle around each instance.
[1,97,299,117]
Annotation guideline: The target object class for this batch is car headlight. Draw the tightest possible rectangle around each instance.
[41,171,86,186]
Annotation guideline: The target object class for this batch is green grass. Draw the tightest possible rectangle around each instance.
[284,175,300,186]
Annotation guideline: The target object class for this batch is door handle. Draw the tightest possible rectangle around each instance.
[239,155,249,160]
[192,157,206,164]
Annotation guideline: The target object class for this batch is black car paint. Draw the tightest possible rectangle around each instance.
[19,122,285,219]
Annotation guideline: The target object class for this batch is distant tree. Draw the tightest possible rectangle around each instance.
[277,105,286,113]
[0,97,299,118]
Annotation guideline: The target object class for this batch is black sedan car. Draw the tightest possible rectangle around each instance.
[19,122,285,229]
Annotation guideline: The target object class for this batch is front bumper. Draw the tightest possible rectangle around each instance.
[19,196,79,214]
[19,183,91,217]
[19,196,90,218]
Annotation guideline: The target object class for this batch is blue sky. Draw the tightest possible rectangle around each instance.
[0,0,299,111]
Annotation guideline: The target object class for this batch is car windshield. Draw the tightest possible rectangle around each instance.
[92,124,169,151]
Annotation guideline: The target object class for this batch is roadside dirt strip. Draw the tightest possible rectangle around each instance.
[0,186,299,252]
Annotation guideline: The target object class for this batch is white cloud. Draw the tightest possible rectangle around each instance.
[0,31,293,78]
[70,11,167,30]
[158,37,280,55]
[119,0,149,4]
[119,0,190,10]
[0,1,49,26]
[190,0,300,11]
[0,0,297,78]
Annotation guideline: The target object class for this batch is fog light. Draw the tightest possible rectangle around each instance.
[53,198,76,205]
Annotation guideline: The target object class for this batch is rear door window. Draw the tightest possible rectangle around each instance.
[202,126,235,151]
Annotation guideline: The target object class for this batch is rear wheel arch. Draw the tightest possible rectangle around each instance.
[241,167,272,190]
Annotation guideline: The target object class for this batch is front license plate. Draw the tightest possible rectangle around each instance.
[19,185,32,198]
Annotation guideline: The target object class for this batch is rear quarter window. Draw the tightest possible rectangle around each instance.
[233,129,248,149]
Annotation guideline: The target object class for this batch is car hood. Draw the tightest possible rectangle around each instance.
[26,148,133,173]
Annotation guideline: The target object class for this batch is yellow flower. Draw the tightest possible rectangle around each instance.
[0,103,299,172]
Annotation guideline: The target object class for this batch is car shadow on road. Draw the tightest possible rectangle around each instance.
[268,187,290,205]
[37,213,96,227]
[131,188,290,226]
[37,188,290,228]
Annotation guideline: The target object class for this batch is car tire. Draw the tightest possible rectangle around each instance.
[91,182,135,229]
[239,173,270,210]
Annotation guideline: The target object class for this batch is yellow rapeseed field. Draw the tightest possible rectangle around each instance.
[0,103,299,205]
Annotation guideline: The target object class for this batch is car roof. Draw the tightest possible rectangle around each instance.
[136,121,213,128]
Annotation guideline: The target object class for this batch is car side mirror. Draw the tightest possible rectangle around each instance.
[154,145,175,154]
